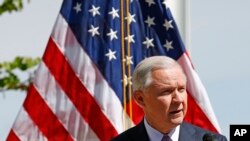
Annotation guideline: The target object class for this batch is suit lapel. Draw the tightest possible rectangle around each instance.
[178,122,196,141]
[135,121,150,141]
[127,120,150,141]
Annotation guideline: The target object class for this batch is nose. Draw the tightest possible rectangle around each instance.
[172,91,184,103]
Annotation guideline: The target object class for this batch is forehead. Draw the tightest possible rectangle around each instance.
[150,68,186,85]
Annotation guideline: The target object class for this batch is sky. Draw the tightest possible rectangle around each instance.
[191,0,250,138]
[1,0,250,140]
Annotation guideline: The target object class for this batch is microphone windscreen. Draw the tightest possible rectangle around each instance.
[203,133,218,141]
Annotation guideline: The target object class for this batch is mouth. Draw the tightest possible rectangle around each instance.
[170,109,182,114]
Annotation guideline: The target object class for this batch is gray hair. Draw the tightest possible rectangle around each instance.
[132,56,186,92]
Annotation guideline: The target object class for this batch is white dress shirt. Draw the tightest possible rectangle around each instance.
[144,118,180,141]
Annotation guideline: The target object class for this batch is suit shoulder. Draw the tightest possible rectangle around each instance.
[181,122,228,141]
[110,126,139,141]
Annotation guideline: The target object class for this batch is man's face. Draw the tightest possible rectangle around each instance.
[135,67,187,133]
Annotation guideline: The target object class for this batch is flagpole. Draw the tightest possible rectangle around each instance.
[120,0,127,130]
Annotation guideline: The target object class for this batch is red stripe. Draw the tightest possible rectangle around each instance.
[6,129,20,141]
[185,92,218,133]
[43,38,118,141]
[24,84,74,141]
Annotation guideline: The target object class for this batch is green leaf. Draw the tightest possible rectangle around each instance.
[0,56,40,92]
[0,0,29,15]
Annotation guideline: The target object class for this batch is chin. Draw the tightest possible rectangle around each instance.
[170,116,184,126]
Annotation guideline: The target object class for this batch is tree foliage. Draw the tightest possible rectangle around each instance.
[0,0,29,15]
[0,57,40,92]
[0,0,37,93]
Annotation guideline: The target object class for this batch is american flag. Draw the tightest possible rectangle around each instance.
[7,0,220,140]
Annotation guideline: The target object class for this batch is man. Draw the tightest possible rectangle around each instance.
[112,56,227,141]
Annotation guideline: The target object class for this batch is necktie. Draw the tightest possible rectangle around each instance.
[161,135,171,141]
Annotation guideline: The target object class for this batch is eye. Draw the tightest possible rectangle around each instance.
[178,87,186,93]
[161,88,174,95]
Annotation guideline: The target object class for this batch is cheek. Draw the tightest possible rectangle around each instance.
[146,97,167,108]
[182,94,188,111]
[184,93,188,104]
[156,97,172,109]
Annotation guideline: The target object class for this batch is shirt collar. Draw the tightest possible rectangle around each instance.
[144,118,180,141]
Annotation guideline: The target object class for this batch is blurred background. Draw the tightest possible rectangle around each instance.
[1,0,250,140]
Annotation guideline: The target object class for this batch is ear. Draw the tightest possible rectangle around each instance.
[133,90,145,108]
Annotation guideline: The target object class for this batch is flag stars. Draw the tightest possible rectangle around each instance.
[107,28,118,41]
[163,40,174,51]
[145,0,155,7]
[108,7,119,19]
[123,56,134,66]
[163,19,174,30]
[122,75,133,86]
[105,49,117,61]
[143,37,154,48]
[125,34,135,43]
[88,25,100,37]
[73,2,82,13]
[89,5,100,17]
[125,13,136,24]
[145,16,155,27]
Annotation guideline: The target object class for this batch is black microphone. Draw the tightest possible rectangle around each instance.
[203,133,218,141]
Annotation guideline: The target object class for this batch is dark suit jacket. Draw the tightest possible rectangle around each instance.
[111,121,228,141]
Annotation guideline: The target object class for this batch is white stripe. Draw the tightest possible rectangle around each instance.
[33,62,99,140]
[178,53,221,132]
[12,107,47,141]
[50,14,133,133]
